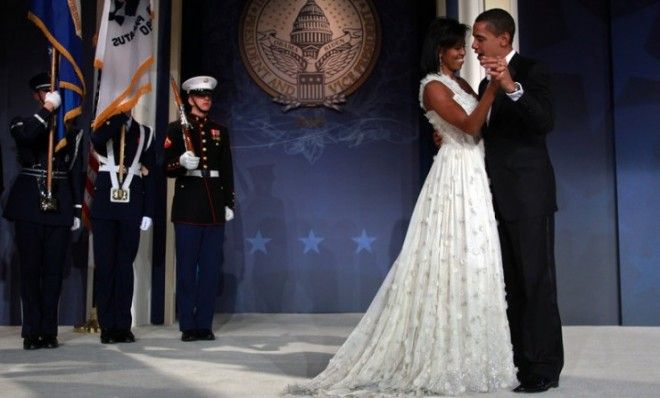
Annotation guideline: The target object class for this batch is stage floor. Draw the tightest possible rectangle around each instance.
[1,314,659,397]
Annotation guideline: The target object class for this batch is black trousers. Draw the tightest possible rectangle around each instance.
[15,221,69,338]
[499,215,564,382]
[92,218,141,331]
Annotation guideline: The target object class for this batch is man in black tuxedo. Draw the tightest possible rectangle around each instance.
[471,9,563,393]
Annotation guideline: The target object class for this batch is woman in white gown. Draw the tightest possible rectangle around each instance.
[287,18,516,397]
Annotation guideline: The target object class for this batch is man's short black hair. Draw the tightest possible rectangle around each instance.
[475,8,516,44]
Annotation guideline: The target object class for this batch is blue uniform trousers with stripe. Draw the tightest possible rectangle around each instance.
[174,223,224,331]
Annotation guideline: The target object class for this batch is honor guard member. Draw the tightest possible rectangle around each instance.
[3,72,82,350]
[164,75,235,342]
[90,112,155,344]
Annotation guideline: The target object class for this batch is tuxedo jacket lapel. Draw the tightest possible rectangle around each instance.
[490,90,505,123]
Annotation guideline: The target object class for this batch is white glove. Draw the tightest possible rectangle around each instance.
[71,217,81,231]
[44,91,62,110]
[140,216,153,231]
[179,151,200,170]
[225,206,234,222]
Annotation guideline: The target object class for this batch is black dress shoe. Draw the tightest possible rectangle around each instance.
[181,330,197,342]
[100,329,117,344]
[42,335,59,349]
[123,330,136,343]
[196,329,215,341]
[115,330,136,343]
[23,336,41,350]
[513,376,559,393]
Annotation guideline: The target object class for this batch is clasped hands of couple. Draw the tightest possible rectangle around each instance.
[433,55,513,147]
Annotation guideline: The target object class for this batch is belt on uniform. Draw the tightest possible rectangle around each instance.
[186,169,219,178]
[98,163,143,176]
[21,168,68,179]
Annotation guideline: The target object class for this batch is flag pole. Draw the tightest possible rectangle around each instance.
[74,232,100,333]
[73,0,107,334]
[73,66,103,334]
[41,48,59,212]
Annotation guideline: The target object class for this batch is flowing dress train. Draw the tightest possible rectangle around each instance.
[286,73,517,397]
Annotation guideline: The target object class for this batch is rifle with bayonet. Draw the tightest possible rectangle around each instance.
[169,75,195,154]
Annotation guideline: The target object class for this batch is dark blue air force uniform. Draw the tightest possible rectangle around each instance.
[3,106,82,341]
[164,114,234,334]
[90,113,155,336]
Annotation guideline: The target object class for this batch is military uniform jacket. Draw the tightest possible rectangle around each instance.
[90,114,156,221]
[479,53,557,222]
[164,114,235,225]
[3,107,82,226]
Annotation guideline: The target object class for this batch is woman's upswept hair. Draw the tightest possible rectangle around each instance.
[420,17,469,75]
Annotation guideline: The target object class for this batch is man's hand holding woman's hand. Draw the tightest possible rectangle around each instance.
[480,56,515,92]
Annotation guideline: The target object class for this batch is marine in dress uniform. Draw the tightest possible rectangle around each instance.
[163,76,235,342]
[90,112,155,344]
[2,72,82,350]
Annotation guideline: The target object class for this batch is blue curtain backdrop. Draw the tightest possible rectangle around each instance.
[518,0,621,324]
[518,0,660,326]
[181,0,426,312]
[610,0,660,326]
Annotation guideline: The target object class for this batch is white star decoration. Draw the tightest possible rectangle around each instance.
[352,229,376,253]
[299,230,324,254]
[246,230,272,254]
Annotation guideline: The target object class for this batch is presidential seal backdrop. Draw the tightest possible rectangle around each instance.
[239,0,381,111]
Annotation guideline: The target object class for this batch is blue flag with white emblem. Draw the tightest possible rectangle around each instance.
[28,0,85,151]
